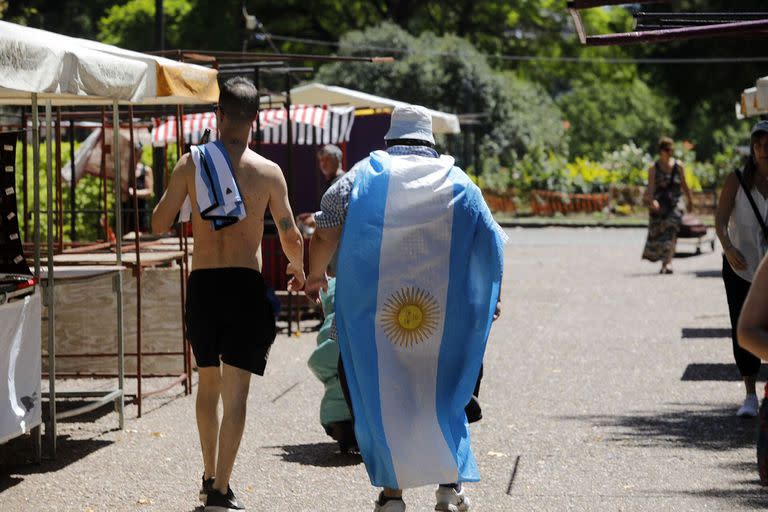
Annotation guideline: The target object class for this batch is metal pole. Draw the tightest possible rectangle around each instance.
[285,74,294,202]
[255,68,261,151]
[175,104,190,395]
[31,97,39,279]
[55,107,63,252]
[113,102,125,428]
[100,108,108,241]
[45,100,56,458]
[69,112,76,241]
[128,106,143,418]
[155,0,164,51]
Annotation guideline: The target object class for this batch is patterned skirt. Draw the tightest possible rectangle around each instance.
[642,209,682,262]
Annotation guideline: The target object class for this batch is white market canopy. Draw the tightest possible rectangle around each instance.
[0,20,218,106]
[290,83,461,135]
[0,20,149,105]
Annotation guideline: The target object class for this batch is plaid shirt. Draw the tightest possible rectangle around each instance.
[316,145,440,340]
[314,145,439,229]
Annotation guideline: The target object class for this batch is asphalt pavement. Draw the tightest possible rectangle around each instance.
[1,227,766,511]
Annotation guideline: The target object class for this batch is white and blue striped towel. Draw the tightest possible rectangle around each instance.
[180,141,246,229]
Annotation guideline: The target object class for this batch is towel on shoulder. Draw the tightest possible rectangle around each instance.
[180,141,246,229]
[335,149,505,489]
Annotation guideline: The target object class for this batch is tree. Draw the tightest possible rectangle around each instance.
[2,0,116,40]
[98,0,192,51]
[315,23,567,168]
[558,78,673,160]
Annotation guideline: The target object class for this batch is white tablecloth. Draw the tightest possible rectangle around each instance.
[0,291,42,444]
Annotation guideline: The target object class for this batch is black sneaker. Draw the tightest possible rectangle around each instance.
[199,474,215,503]
[204,486,244,511]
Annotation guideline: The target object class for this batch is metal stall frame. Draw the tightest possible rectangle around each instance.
[38,98,126,458]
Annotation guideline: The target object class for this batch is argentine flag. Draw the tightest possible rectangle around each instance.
[335,150,505,489]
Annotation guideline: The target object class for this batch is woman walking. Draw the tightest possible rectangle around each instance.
[715,120,768,417]
[642,137,694,273]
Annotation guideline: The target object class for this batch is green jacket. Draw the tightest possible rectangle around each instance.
[306,278,352,426]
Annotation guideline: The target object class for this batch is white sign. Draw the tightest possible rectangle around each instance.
[0,292,42,444]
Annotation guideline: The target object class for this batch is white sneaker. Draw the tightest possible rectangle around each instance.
[737,394,759,417]
[435,485,470,512]
[373,495,406,512]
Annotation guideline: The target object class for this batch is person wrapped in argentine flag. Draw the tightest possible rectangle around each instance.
[335,148,505,490]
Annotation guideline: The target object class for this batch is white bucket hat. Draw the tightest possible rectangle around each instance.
[384,104,435,145]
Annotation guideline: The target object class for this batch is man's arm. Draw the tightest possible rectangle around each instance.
[738,255,768,360]
[305,226,342,303]
[715,173,747,271]
[151,156,190,234]
[644,165,659,212]
[267,166,305,290]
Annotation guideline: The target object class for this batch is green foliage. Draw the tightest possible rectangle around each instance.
[315,23,566,168]
[565,158,613,194]
[98,0,192,51]
[495,72,568,158]
[558,78,674,160]
[600,142,652,187]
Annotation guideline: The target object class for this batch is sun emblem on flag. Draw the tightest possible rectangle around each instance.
[381,287,440,347]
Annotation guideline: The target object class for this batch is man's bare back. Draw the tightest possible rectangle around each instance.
[152,142,304,277]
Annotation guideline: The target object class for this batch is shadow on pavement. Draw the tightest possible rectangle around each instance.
[673,251,704,259]
[681,364,768,381]
[42,399,114,424]
[562,403,756,451]
[681,327,731,339]
[689,269,722,278]
[0,434,112,493]
[264,442,362,468]
[672,461,768,509]
[675,488,768,509]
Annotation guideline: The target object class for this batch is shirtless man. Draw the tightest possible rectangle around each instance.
[152,77,305,511]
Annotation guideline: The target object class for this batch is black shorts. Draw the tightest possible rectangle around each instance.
[185,267,276,375]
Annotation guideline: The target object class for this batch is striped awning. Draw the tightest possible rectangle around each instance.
[151,105,355,146]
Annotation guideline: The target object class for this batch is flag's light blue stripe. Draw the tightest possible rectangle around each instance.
[336,157,398,489]
[435,169,502,483]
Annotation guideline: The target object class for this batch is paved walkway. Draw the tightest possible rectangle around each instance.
[1,228,766,511]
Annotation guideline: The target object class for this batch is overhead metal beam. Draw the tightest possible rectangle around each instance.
[586,17,768,46]
[635,12,768,30]
[567,0,666,8]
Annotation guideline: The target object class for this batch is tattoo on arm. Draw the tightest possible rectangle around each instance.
[278,216,292,232]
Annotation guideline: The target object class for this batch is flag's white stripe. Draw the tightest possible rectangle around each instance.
[190,146,214,211]
[374,155,458,486]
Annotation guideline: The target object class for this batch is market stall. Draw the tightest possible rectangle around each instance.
[0,19,155,458]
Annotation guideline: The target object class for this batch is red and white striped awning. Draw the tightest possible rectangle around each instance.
[151,112,217,147]
[151,105,354,147]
